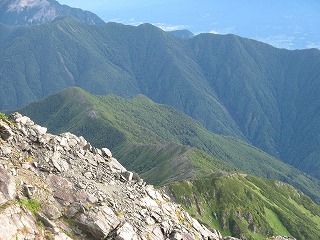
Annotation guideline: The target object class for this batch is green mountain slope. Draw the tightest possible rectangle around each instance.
[1,18,320,179]
[0,18,243,140]
[15,87,320,203]
[166,174,320,240]
[190,34,320,178]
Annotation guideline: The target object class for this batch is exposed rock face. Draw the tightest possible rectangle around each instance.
[0,165,16,204]
[0,0,105,25]
[0,113,231,239]
[0,204,43,239]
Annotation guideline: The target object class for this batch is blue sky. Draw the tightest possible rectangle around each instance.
[59,0,320,50]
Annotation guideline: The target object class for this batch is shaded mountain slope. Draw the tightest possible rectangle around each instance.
[190,34,320,177]
[168,29,195,39]
[15,87,320,203]
[0,0,104,25]
[0,18,244,139]
[1,17,320,178]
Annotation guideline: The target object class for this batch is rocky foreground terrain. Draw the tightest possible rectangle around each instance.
[0,113,233,239]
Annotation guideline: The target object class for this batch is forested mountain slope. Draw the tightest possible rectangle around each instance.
[1,17,320,178]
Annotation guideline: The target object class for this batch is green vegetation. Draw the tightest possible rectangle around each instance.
[0,112,8,121]
[264,207,291,236]
[2,18,320,181]
[167,174,320,240]
[0,18,320,178]
[17,87,320,204]
[18,198,40,214]
[2,17,320,240]
[116,143,232,185]
[16,87,320,239]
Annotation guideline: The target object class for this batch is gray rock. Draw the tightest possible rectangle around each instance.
[132,172,141,182]
[51,151,62,172]
[15,116,33,125]
[84,171,93,179]
[169,231,183,240]
[0,114,226,240]
[65,202,82,218]
[101,147,112,158]
[0,166,16,204]
[24,184,36,198]
[36,212,57,230]
[0,204,38,239]
[109,158,127,172]
[22,162,32,169]
[76,206,121,239]
[87,194,99,204]
[42,204,62,220]
[114,222,138,240]
[191,217,218,239]
[59,137,69,148]
[83,143,92,151]
[10,112,22,120]
[48,175,74,205]
[33,124,47,135]
[122,171,133,181]
[1,146,12,155]
[78,136,87,147]
[54,232,73,240]
[150,225,165,239]
[0,121,13,140]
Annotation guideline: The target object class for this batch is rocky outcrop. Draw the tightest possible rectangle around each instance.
[0,113,231,239]
[0,165,16,204]
[0,0,105,25]
[0,204,46,240]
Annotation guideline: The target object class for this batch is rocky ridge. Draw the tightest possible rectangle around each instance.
[0,113,231,240]
[0,0,105,25]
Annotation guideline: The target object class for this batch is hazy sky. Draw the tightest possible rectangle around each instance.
[58,0,320,50]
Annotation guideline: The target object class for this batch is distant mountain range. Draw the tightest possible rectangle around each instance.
[1,2,320,239]
[0,0,104,25]
[1,17,320,180]
[168,29,195,39]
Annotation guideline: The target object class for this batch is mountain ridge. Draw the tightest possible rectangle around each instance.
[0,0,105,25]
[0,112,226,239]
[2,100,319,239]
[14,87,320,204]
[167,173,320,240]
[1,17,320,180]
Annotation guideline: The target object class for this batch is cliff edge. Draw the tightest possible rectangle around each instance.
[0,113,227,240]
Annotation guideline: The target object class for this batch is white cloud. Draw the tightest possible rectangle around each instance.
[256,35,296,49]
[209,26,236,35]
[306,42,320,49]
[104,19,189,32]
[106,18,143,26]
[284,15,294,19]
[209,30,220,34]
[154,23,189,31]
[107,18,123,23]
